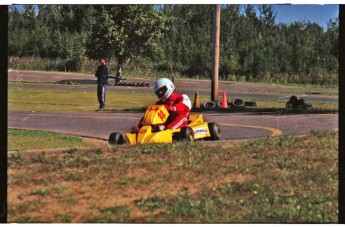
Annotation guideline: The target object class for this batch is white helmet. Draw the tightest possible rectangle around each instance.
[153,78,175,102]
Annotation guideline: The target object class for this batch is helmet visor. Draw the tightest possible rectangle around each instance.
[155,86,168,100]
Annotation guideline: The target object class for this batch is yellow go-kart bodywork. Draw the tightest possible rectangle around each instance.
[109,105,220,145]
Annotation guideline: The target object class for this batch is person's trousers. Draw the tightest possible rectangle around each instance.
[97,84,107,108]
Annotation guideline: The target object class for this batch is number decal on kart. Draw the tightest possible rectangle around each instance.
[140,129,147,134]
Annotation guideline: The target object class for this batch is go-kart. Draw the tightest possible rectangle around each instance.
[108,105,220,145]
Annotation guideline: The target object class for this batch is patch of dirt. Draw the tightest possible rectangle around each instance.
[82,137,109,149]
[7,139,256,222]
[208,173,253,189]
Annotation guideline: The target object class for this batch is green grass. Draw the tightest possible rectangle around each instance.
[8,86,338,114]
[8,86,156,112]
[8,130,338,223]
[8,129,90,151]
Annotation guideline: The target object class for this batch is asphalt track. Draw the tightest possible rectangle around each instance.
[8,70,339,141]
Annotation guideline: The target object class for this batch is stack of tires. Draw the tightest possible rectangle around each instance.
[201,99,256,110]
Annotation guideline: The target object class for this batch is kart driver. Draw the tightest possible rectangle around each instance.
[132,78,192,132]
[154,78,192,130]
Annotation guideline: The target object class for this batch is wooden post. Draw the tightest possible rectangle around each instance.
[211,4,220,103]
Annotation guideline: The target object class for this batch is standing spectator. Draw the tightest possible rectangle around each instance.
[95,57,109,110]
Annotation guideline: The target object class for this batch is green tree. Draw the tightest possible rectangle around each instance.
[86,5,170,74]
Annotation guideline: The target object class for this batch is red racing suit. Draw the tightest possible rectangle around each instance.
[156,92,192,129]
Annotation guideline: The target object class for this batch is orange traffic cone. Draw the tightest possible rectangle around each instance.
[221,91,228,108]
[193,91,200,109]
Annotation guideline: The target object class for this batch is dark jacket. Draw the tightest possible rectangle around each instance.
[95,64,109,85]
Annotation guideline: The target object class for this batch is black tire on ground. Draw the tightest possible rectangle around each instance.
[179,127,194,142]
[231,99,245,107]
[286,101,293,109]
[244,101,257,107]
[108,132,124,145]
[208,122,221,140]
[202,101,217,109]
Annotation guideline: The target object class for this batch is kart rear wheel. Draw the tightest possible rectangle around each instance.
[208,122,220,140]
[108,132,124,145]
[180,127,194,142]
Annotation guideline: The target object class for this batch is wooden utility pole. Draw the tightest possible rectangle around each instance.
[211,4,220,103]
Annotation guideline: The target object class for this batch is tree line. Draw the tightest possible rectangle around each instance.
[8,5,339,85]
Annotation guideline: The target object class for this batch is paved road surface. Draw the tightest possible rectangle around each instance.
[8,70,339,141]
[8,110,338,141]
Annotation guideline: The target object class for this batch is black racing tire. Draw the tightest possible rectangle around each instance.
[180,127,194,142]
[244,101,257,107]
[286,101,293,109]
[108,132,124,145]
[202,101,217,109]
[230,99,245,107]
[208,122,221,140]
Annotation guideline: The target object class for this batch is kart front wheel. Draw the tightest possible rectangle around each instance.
[208,123,221,140]
[108,132,125,145]
[180,127,194,142]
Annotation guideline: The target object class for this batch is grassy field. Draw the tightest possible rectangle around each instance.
[8,130,338,223]
[8,129,93,151]
[8,86,156,112]
[8,86,338,113]
[7,77,339,223]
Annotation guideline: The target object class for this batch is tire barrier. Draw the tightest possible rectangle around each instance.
[286,96,312,109]
[55,80,79,85]
[205,99,256,110]
[202,101,217,109]
[244,101,257,107]
[230,98,245,108]
[112,81,150,87]
[107,75,150,87]
[197,90,257,110]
